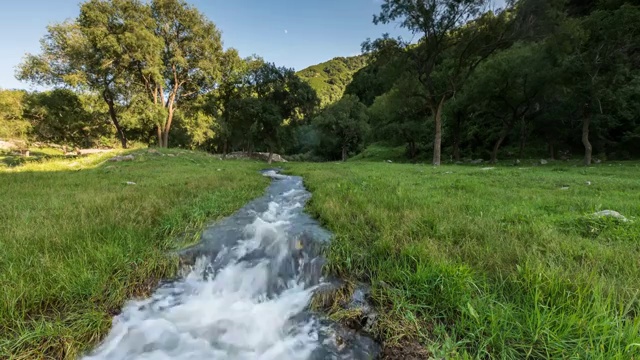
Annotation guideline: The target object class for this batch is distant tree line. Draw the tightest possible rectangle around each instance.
[4,0,640,165]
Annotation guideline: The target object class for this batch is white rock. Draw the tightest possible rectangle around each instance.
[108,154,135,162]
[125,181,136,185]
[540,159,548,165]
[593,210,630,222]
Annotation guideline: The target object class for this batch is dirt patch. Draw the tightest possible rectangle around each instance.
[381,340,431,359]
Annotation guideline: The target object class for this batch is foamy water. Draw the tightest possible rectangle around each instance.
[83,171,378,360]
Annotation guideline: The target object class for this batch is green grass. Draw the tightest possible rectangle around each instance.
[0,147,67,169]
[288,161,640,359]
[349,143,409,163]
[0,149,268,359]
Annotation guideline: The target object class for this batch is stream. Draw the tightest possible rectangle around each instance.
[83,170,379,360]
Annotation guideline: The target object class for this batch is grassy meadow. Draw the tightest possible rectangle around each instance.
[0,150,267,359]
[289,161,640,359]
[3,148,640,359]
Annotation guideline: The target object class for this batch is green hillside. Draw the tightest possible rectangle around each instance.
[296,55,367,107]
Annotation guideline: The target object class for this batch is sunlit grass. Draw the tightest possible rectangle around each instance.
[288,161,640,358]
[0,149,268,359]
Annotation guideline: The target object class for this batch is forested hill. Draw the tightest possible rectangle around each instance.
[296,55,367,107]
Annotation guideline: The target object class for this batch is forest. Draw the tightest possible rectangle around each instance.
[1,0,639,165]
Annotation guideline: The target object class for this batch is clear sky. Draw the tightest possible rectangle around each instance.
[0,0,505,90]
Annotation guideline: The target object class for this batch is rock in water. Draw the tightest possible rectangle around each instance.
[592,210,630,222]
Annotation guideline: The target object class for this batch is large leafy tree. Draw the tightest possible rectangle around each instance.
[140,0,224,147]
[203,52,263,154]
[27,90,113,147]
[18,0,156,148]
[314,95,370,161]
[248,63,319,162]
[461,42,553,163]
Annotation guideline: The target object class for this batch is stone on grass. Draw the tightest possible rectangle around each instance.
[471,159,484,164]
[108,154,135,162]
[481,167,495,171]
[592,210,630,222]
[539,159,548,165]
[125,181,136,185]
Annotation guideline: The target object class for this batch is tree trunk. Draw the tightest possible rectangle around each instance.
[582,115,592,166]
[223,139,228,158]
[518,117,527,158]
[432,97,446,166]
[342,145,347,162]
[408,141,417,160]
[161,109,174,148]
[491,123,513,164]
[156,125,163,148]
[103,91,127,149]
[452,112,462,161]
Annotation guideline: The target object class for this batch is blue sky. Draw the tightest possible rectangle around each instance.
[1,0,505,90]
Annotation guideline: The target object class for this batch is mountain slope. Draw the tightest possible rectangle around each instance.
[296,55,367,107]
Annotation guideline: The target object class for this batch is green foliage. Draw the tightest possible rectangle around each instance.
[296,56,367,107]
[313,95,369,161]
[0,89,31,139]
[0,150,267,359]
[27,89,113,147]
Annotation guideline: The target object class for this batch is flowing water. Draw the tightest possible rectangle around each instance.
[83,170,379,360]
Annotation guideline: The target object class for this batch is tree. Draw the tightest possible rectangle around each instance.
[248,63,319,163]
[139,0,224,148]
[314,95,370,161]
[461,42,552,163]
[26,90,113,147]
[18,0,157,148]
[369,83,429,159]
[202,51,263,154]
[0,89,31,139]
[372,0,509,165]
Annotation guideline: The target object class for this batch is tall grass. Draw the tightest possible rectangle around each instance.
[290,161,640,358]
[0,149,268,359]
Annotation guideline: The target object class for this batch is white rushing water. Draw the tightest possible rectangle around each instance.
[83,171,378,360]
